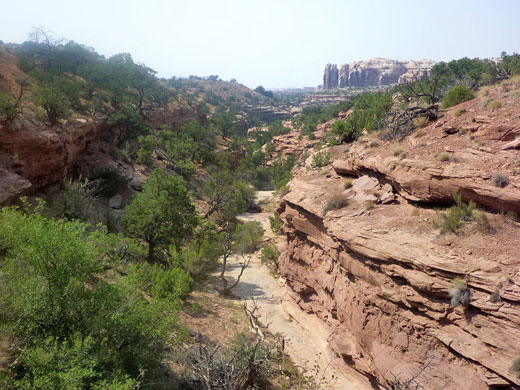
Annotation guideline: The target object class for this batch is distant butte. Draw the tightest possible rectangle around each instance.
[322,58,436,89]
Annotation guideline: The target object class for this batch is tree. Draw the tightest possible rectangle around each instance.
[123,170,198,261]
[203,169,247,223]
[219,221,263,295]
[33,83,69,125]
[442,84,474,109]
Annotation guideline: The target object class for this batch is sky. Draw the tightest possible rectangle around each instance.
[1,0,519,89]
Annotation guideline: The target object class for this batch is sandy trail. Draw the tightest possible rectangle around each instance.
[225,191,373,390]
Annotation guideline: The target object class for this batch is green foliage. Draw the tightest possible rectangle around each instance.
[57,178,95,222]
[108,106,151,144]
[0,208,173,388]
[233,221,264,255]
[322,194,349,216]
[433,192,480,234]
[442,84,474,109]
[203,169,247,223]
[438,152,451,162]
[311,150,331,168]
[130,262,193,300]
[169,222,224,280]
[330,92,393,143]
[269,214,283,234]
[33,83,69,125]
[448,278,471,307]
[512,356,520,378]
[488,99,502,111]
[260,245,280,269]
[123,170,198,260]
[492,172,510,188]
[0,92,20,123]
[270,155,296,190]
[294,100,353,135]
[254,85,274,98]
[95,168,128,198]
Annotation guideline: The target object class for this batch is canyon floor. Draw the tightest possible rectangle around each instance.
[231,191,373,390]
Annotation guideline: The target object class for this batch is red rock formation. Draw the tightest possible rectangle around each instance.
[323,63,339,89]
[277,164,520,389]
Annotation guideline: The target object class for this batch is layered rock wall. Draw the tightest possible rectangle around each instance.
[277,162,520,389]
[322,58,435,89]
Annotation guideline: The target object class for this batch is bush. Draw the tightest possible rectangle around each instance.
[0,208,173,388]
[488,99,502,111]
[492,172,509,188]
[269,214,283,234]
[57,178,95,222]
[433,192,477,234]
[448,278,471,307]
[453,108,466,117]
[33,84,69,125]
[260,245,280,269]
[512,356,520,378]
[130,262,193,300]
[322,194,349,216]
[96,168,128,198]
[0,92,20,123]
[438,152,451,162]
[341,178,353,189]
[392,147,405,157]
[311,150,331,168]
[413,116,429,128]
[442,84,474,109]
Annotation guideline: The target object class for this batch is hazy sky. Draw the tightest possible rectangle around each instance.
[1,0,519,88]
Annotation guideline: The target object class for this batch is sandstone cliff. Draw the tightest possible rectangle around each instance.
[323,58,436,89]
[275,85,520,389]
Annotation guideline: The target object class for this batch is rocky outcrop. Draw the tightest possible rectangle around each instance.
[0,120,101,204]
[322,58,436,89]
[323,63,339,89]
[277,163,520,389]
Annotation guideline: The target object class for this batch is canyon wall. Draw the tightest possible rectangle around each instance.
[322,58,435,89]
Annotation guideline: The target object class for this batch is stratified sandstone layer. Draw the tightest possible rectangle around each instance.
[323,58,435,89]
[278,164,520,389]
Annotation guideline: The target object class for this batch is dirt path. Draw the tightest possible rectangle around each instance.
[226,191,373,390]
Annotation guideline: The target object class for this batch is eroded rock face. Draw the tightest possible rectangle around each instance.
[322,58,435,89]
[0,121,101,204]
[323,63,339,89]
[277,167,520,389]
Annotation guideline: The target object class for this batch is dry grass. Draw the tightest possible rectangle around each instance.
[413,116,429,128]
[341,178,353,189]
[438,153,451,162]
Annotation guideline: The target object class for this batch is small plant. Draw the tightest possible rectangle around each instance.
[364,201,375,210]
[512,356,520,378]
[392,147,405,157]
[442,84,474,109]
[276,185,290,197]
[473,210,490,233]
[489,289,501,303]
[413,116,429,128]
[489,100,502,111]
[312,150,331,168]
[95,168,128,198]
[453,108,466,117]
[433,192,477,234]
[269,214,283,234]
[492,172,509,188]
[504,210,518,221]
[438,152,451,162]
[322,194,349,216]
[449,277,471,307]
[368,140,379,148]
[260,245,280,269]
[341,178,353,189]
[410,207,419,216]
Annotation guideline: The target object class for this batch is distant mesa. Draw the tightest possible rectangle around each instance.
[322,58,436,89]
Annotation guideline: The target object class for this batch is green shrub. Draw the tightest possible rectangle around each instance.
[488,99,502,111]
[0,92,20,123]
[130,263,193,300]
[442,84,474,109]
[269,214,283,234]
[0,208,173,388]
[33,84,69,125]
[439,152,451,162]
[433,192,477,234]
[311,150,331,168]
[453,108,466,117]
[260,245,280,269]
[322,194,349,216]
[512,356,520,378]
[96,168,128,198]
[473,210,490,233]
[448,278,471,307]
[492,172,509,188]
[57,178,95,222]
[364,201,375,210]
